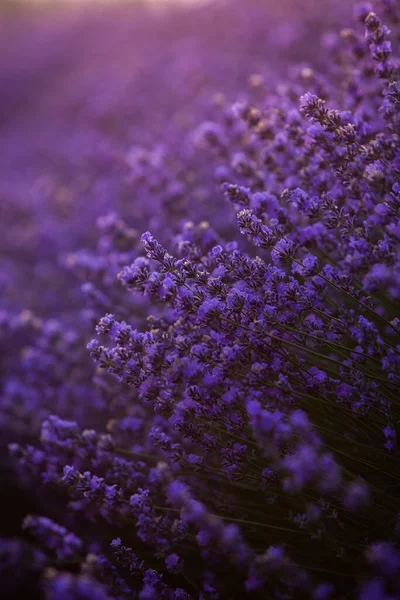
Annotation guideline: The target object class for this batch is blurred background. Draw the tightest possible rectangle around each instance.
[0,0,353,220]
[0,0,355,311]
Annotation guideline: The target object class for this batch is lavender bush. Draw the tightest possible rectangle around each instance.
[1,0,400,598]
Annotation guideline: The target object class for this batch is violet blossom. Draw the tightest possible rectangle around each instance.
[1,0,400,598]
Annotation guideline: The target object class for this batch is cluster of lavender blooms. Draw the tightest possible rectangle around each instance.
[0,0,352,440]
[1,0,400,598]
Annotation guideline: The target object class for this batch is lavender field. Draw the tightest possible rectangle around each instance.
[0,1,399,598]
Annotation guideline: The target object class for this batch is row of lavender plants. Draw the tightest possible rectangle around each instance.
[1,0,399,598]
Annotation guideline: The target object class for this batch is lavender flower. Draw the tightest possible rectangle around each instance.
[2,0,400,598]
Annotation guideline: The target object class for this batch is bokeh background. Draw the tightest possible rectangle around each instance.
[0,0,355,311]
